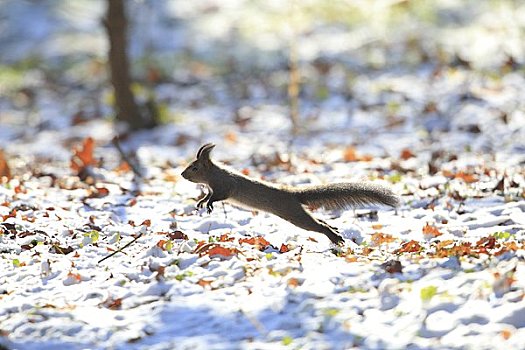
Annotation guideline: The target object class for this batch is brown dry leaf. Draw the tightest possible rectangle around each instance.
[71,137,95,173]
[167,230,188,240]
[67,271,82,282]
[103,297,123,310]
[287,278,301,288]
[455,171,478,183]
[163,172,178,183]
[371,224,383,230]
[434,242,473,258]
[87,186,110,199]
[14,184,26,194]
[476,236,497,251]
[279,244,290,253]
[442,169,454,178]
[115,161,131,174]
[504,241,519,251]
[225,131,238,143]
[400,148,415,160]
[50,245,74,255]
[218,234,235,242]
[501,329,512,340]
[422,224,442,237]
[343,146,373,162]
[0,149,11,181]
[381,259,403,274]
[156,240,170,250]
[362,247,374,256]
[141,219,151,227]
[345,255,358,263]
[436,240,454,250]
[371,232,396,246]
[197,279,213,288]
[395,240,422,254]
[155,266,166,281]
[239,236,271,250]
[205,245,239,258]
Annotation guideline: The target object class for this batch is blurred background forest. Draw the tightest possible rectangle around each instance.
[1,0,524,154]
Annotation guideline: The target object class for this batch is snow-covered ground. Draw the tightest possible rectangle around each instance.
[1,1,524,349]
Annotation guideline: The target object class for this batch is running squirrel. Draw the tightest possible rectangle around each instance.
[181,143,399,245]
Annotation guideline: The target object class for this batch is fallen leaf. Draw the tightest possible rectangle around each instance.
[225,131,237,143]
[50,245,74,255]
[205,245,239,258]
[167,230,188,240]
[400,148,415,160]
[371,232,396,246]
[343,146,373,162]
[279,244,290,253]
[103,297,122,310]
[287,278,301,288]
[395,240,422,254]
[422,224,442,237]
[436,240,454,250]
[0,149,11,181]
[197,279,213,288]
[501,329,512,340]
[239,236,271,250]
[218,234,234,242]
[87,186,109,199]
[381,259,403,274]
[420,285,438,302]
[455,171,478,183]
[71,137,95,174]
[345,255,358,263]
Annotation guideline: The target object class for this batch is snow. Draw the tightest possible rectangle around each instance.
[1,0,525,349]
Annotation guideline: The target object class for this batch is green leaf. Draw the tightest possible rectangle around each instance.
[492,231,511,240]
[282,336,293,346]
[388,173,402,184]
[324,308,340,317]
[420,285,438,302]
[83,230,100,243]
[12,258,21,267]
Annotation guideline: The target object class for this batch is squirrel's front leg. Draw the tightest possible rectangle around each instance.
[197,188,212,209]
[205,189,229,214]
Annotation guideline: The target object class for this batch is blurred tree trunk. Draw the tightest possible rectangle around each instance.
[104,0,156,130]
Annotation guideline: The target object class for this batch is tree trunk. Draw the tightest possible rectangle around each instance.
[104,0,154,130]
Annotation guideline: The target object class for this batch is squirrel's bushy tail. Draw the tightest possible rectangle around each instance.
[294,182,399,210]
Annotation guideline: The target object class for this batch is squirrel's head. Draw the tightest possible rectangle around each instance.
[181,143,215,184]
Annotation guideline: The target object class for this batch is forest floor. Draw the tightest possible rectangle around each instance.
[1,1,525,349]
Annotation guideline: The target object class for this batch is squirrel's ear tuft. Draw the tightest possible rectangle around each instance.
[196,143,215,160]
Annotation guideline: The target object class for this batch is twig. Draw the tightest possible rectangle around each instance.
[98,231,144,264]
[112,136,143,178]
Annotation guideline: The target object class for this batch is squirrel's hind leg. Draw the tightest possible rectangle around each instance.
[284,207,344,245]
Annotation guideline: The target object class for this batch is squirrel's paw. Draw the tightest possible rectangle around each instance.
[328,234,345,246]
[196,200,205,209]
[206,202,214,214]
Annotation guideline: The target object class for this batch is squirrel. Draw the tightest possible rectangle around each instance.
[181,143,399,245]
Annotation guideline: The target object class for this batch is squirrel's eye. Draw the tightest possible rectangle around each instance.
[191,166,198,172]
